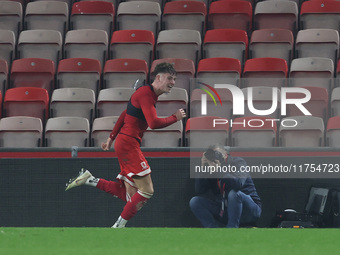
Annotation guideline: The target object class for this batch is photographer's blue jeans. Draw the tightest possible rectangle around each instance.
[189,190,262,228]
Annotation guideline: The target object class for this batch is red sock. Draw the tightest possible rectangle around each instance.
[120,190,153,220]
[96,179,127,202]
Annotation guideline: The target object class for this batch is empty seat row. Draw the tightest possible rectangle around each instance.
[2,26,340,74]
[0,115,183,148]
[1,115,340,148]
[4,0,339,37]
[0,116,93,148]
[0,0,116,38]
[2,56,339,99]
[0,0,262,39]
[0,86,188,121]
[186,115,340,148]
[205,28,340,68]
[189,85,340,121]
[3,84,340,127]
[5,0,340,38]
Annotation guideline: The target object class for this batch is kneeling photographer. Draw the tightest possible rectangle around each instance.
[189,144,262,228]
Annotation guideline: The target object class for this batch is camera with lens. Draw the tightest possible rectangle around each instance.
[204,148,225,164]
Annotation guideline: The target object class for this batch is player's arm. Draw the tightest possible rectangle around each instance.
[140,96,185,129]
[102,109,126,150]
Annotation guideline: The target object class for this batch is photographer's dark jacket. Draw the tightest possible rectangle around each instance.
[195,156,262,208]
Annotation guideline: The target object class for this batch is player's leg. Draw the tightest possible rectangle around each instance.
[132,174,154,194]
[112,134,154,228]
[96,179,129,202]
[112,174,154,228]
[65,168,130,202]
[65,168,98,191]
[124,180,138,201]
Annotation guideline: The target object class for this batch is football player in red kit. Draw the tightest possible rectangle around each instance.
[65,63,186,228]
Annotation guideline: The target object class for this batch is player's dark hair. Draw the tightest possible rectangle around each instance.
[151,62,177,77]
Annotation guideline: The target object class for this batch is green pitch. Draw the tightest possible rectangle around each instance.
[0,227,339,255]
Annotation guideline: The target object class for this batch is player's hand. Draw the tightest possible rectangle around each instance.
[174,108,186,120]
[102,137,113,151]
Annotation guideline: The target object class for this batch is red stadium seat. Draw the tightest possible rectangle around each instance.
[110,30,155,68]
[336,58,340,78]
[203,29,248,65]
[326,116,340,147]
[197,58,241,87]
[71,1,115,38]
[300,0,340,31]
[208,0,253,33]
[10,58,55,94]
[331,87,340,117]
[3,87,49,122]
[103,58,148,89]
[57,58,101,95]
[242,58,288,88]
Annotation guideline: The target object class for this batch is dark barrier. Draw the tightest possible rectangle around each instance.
[1,148,340,228]
[0,157,197,228]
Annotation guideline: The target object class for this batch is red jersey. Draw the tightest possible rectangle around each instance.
[109,85,177,143]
